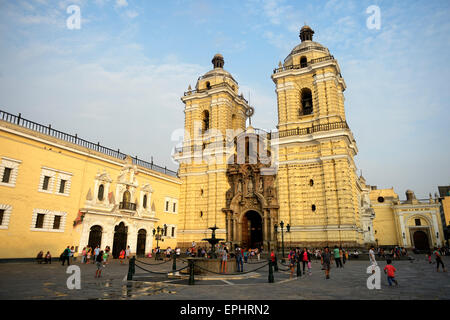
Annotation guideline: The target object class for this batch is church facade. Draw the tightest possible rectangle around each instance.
[0,26,445,259]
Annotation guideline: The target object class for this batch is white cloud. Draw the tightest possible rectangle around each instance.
[115,0,128,8]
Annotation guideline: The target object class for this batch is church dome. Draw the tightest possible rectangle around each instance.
[196,54,238,90]
[283,26,330,64]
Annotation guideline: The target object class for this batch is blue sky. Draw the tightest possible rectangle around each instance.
[0,0,449,199]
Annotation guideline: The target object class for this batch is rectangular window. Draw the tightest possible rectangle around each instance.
[42,176,50,190]
[0,209,4,225]
[53,216,61,229]
[59,180,66,194]
[173,202,176,212]
[171,227,175,237]
[165,201,169,212]
[415,219,421,226]
[35,214,45,228]
[2,168,12,183]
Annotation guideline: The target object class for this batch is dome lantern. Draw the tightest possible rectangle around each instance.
[212,53,224,69]
[300,25,314,42]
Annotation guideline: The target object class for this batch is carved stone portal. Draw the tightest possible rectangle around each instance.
[222,131,278,251]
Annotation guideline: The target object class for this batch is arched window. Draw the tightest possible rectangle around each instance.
[123,190,131,203]
[300,56,307,68]
[206,81,211,90]
[202,110,210,133]
[98,184,104,201]
[143,194,147,209]
[300,88,313,116]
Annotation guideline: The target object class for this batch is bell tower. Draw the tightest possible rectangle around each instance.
[271,26,364,247]
[173,54,251,248]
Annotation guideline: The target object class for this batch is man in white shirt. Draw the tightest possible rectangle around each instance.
[369,246,377,267]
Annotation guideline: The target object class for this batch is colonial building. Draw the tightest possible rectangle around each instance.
[0,112,180,259]
[370,188,443,249]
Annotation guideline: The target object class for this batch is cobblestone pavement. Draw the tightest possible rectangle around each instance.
[0,255,449,300]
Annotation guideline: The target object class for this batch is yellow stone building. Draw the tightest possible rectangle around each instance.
[0,26,446,259]
[370,187,444,249]
[0,113,180,259]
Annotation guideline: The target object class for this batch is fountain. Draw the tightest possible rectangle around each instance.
[180,225,236,275]
[202,225,224,259]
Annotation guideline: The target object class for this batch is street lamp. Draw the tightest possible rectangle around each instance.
[152,224,166,260]
[274,221,290,258]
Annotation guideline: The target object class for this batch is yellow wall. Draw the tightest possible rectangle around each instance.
[0,120,180,259]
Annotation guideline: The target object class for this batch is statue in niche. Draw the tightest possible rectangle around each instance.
[247,177,254,195]
[237,180,242,194]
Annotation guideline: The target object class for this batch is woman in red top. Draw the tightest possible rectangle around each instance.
[302,247,309,275]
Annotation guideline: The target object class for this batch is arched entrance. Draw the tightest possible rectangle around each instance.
[242,211,263,249]
[88,225,102,249]
[413,230,430,250]
[113,222,128,259]
[136,229,147,257]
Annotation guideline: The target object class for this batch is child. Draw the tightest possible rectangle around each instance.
[307,260,312,275]
[119,249,125,264]
[383,259,398,286]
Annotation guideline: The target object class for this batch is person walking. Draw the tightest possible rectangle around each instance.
[383,259,398,286]
[86,247,91,264]
[333,246,342,268]
[301,247,309,275]
[321,247,331,279]
[61,246,71,266]
[126,245,131,260]
[94,245,100,263]
[434,247,447,272]
[220,247,228,273]
[235,246,244,272]
[81,247,87,264]
[288,250,296,279]
[95,250,104,278]
[369,245,377,267]
[69,246,75,264]
[119,249,126,264]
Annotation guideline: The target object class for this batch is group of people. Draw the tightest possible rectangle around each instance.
[217,245,262,273]
[36,251,52,264]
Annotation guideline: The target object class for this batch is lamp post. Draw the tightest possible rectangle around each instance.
[274,221,290,258]
[152,224,166,260]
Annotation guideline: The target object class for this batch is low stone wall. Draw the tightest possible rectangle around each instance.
[181,258,237,274]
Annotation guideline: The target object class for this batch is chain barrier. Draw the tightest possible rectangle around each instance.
[192,261,269,276]
[134,261,188,275]
[135,257,187,266]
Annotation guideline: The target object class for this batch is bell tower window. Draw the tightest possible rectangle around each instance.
[202,110,210,133]
[300,88,313,116]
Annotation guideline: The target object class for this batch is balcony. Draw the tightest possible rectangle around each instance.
[273,55,335,74]
[119,202,137,211]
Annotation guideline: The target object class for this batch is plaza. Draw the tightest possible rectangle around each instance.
[0,254,449,300]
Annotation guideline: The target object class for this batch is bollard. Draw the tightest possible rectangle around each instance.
[297,260,301,277]
[274,255,279,272]
[268,260,274,283]
[127,256,135,280]
[188,259,195,285]
[172,254,177,272]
